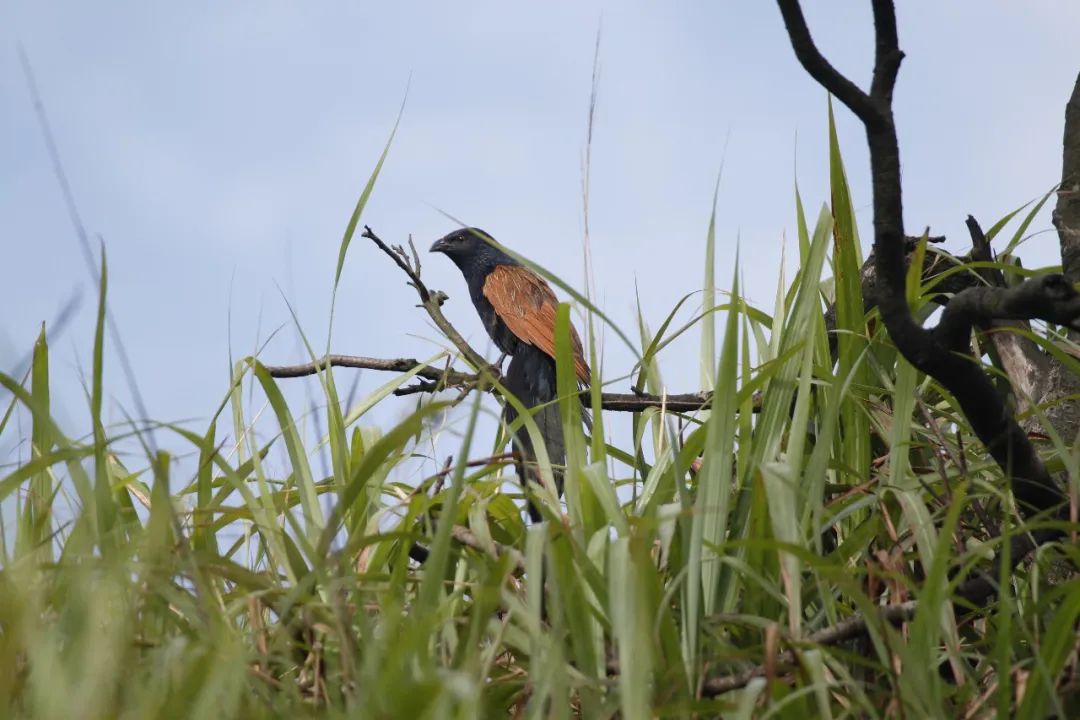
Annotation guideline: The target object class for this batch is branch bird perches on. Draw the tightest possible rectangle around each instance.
[267,350,715,413]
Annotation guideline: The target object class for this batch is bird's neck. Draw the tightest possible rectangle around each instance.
[456,252,517,297]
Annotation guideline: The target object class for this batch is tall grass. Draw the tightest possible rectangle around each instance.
[2,111,1079,719]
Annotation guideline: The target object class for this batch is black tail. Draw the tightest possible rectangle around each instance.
[503,344,588,523]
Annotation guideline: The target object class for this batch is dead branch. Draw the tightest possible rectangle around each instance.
[778,0,1067,575]
[360,225,494,375]
[700,601,918,696]
[824,235,980,363]
[964,216,1048,416]
[264,352,716,413]
[407,524,526,573]
[698,528,1044,696]
[1056,72,1080,286]
[267,354,477,386]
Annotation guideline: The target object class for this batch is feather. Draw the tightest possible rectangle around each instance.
[482,265,591,384]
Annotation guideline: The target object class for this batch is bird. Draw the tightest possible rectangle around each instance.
[430,227,591,522]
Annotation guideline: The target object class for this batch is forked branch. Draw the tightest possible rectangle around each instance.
[777,0,1067,534]
[360,226,491,373]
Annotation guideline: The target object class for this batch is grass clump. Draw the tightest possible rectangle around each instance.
[2,112,1079,719]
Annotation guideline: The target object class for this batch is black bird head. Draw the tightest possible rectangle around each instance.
[429,227,516,272]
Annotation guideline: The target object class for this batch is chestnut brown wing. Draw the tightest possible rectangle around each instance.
[482,264,590,384]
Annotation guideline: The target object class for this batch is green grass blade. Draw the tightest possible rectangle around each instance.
[91,244,116,548]
[701,173,721,391]
[28,323,53,561]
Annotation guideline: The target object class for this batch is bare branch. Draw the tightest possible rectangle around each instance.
[964,215,1002,287]
[963,217,1056,420]
[599,391,718,413]
[407,525,525,573]
[1056,72,1080,285]
[450,525,526,571]
[264,353,718,413]
[869,0,903,103]
[361,225,491,373]
[266,354,475,385]
[776,0,882,127]
[826,236,975,363]
[698,530,1053,696]
[777,0,1067,552]
[700,601,918,696]
[937,275,1080,350]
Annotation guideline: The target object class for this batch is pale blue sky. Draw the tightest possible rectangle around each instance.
[3,2,1079,481]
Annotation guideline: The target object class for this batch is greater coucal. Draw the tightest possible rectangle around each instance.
[430,227,590,522]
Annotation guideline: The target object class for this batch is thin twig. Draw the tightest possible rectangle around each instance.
[408,524,526,573]
[266,354,475,384]
[361,225,492,373]
[694,528,1052,697]
[694,602,919,696]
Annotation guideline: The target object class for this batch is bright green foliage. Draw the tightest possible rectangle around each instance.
[2,119,1080,720]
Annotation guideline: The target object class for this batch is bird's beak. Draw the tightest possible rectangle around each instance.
[429,238,448,254]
